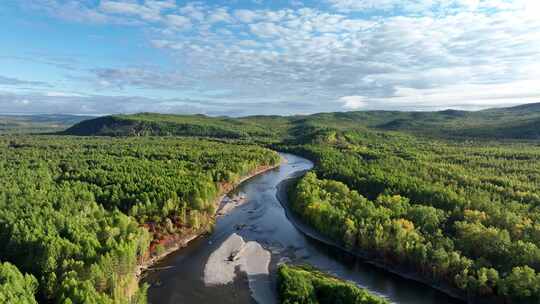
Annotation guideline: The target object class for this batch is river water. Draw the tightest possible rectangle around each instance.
[144,153,463,304]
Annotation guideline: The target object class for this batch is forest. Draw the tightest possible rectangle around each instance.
[3,103,540,303]
[277,264,388,304]
[286,128,540,303]
[60,102,540,140]
[0,136,279,303]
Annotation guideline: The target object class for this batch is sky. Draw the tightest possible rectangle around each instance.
[1,0,539,116]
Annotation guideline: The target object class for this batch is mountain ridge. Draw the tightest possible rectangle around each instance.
[56,101,540,140]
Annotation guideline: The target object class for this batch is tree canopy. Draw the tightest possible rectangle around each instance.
[0,135,279,303]
[278,264,388,304]
[286,128,540,303]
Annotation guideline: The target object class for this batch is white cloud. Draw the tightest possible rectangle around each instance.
[99,0,163,22]
[0,75,49,87]
[238,40,260,48]
[21,0,111,23]
[234,9,259,23]
[327,0,403,12]
[340,96,367,109]
[326,0,537,14]
[116,4,540,111]
[360,79,540,110]
[178,2,205,21]
[14,0,540,114]
[145,0,176,11]
[90,67,192,90]
[166,14,191,29]
[45,91,87,97]
[207,8,234,24]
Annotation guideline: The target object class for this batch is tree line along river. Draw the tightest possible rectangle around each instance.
[143,153,463,304]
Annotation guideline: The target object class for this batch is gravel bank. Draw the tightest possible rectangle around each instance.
[204,233,275,304]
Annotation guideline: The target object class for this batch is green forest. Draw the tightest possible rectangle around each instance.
[277,264,388,304]
[3,103,540,303]
[286,129,540,303]
[61,102,540,140]
[0,136,279,303]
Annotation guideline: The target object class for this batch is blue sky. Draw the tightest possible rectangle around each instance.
[1,0,539,116]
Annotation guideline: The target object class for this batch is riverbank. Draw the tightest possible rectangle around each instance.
[136,156,285,280]
[275,176,469,304]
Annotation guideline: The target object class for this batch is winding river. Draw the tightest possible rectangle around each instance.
[143,153,463,304]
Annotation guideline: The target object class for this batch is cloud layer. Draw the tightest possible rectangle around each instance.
[4,0,540,115]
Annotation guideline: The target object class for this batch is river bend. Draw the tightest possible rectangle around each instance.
[144,153,462,304]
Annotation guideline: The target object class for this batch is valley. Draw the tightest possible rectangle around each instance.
[2,103,540,303]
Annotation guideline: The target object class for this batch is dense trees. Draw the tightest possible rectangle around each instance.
[0,262,38,304]
[286,128,540,303]
[64,114,283,141]
[0,136,279,303]
[64,103,540,141]
[5,107,540,303]
[277,264,388,304]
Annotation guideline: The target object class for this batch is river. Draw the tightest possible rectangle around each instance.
[143,153,463,304]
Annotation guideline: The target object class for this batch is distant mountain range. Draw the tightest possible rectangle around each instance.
[0,114,94,134]
[62,103,540,140]
[5,102,540,140]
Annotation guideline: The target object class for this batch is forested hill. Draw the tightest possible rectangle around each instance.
[63,113,284,141]
[64,102,540,140]
[280,102,540,140]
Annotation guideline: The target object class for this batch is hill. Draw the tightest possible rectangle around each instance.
[64,113,286,141]
[298,102,540,140]
[0,114,92,134]
[63,102,540,140]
